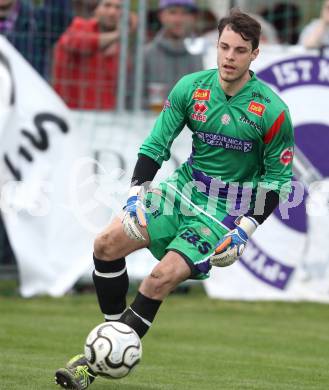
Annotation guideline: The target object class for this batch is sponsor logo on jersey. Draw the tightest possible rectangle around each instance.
[244,142,253,152]
[239,115,263,133]
[248,101,266,117]
[180,228,212,255]
[196,131,253,152]
[221,114,231,125]
[162,99,171,112]
[252,92,271,103]
[193,89,211,101]
[191,102,208,123]
[280,147,294,165]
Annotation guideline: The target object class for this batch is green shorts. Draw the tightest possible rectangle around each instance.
[144,175,230,280]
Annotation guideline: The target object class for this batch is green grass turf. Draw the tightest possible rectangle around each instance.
[0,285,329,390]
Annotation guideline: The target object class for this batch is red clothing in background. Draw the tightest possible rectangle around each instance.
[53,17,119,110]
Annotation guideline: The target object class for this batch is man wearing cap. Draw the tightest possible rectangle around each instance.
[144,0,203,111]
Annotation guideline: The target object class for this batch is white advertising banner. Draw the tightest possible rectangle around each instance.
[204,45,329,302]
[0,37,97,297]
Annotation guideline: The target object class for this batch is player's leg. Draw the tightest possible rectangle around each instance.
[55,216,148,389]
[92,215,149,322]
[120,250,192,338]
[118,213,228,340]
[116,184,216,339]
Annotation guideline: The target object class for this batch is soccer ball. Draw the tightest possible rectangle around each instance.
[84,321,142,379]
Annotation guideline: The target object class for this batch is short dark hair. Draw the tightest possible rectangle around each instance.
[217,8,261,51]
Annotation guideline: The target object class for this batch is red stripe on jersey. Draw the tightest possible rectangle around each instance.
[263,111,285,144]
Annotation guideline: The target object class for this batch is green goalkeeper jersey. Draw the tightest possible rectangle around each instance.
[139,69,294,216]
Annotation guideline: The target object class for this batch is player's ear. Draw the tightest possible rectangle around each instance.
[251,48,259,62]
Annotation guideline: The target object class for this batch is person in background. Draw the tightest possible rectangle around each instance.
[261,2,301,45]
[298,0,329,48]
[0,0,72,78]
[53,0,133,110]
[249,13,278,45]
[72,0,99,18]
[146,8,161,41]
[144,0,203,112]
[195,8,218,35]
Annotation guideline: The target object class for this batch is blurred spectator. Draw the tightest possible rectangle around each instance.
[0,0,72,78]
[144,0,203,112]
[72,0,99,18]
[299,0,329,48]
[251,13,278,45]
[145,6,217,41]
[53,0,130,110]
[195,8,218,35]
[146,8,161,41]
[261,3,301,45]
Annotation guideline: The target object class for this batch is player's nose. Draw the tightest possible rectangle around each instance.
[225,49,235,61]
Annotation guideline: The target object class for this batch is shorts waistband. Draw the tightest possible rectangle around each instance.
[187,161,256,216]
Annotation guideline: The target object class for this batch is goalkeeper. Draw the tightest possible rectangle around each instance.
[55,8,294,390]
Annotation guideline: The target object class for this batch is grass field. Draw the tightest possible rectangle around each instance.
[0,283,329,390]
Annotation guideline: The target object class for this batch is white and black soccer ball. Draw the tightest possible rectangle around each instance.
[84,322,142,379]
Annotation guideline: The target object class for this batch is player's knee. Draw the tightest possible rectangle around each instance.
[93,232,112,260]
[147,265,179,298]
[148,272,170,298]
[93,228,121,260]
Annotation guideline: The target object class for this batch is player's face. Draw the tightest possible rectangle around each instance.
[217,25,259,83]
[159,6,195,39]
[0,0,15,20]
[95,0,122,31]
